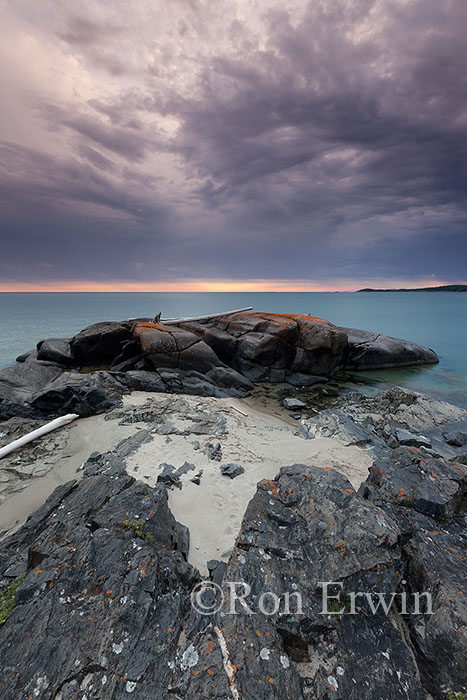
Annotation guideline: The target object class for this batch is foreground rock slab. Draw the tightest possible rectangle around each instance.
[183,464,426,699]
[360,452,467,699]
[0,436,199,700]
[360,446,467,521]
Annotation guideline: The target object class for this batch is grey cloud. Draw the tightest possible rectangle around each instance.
[57,14,125,47]
[1,0,466,285]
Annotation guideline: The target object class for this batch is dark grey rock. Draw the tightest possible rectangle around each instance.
[341,327,439,369]
[204,441,222,461]
[36,338,74,367]
[31,370,128,417]
[183,465,425,699]
[395,428,431,448]
[206,559,226,586]
[402,516,467,699]
[71,321,133,366]
[450,452,467,465]
[443,430,467,447]
[205,365,254,394]
[220,463,245,479]
[0,434,198,700]
[0,354,62,404]
[359,446,467,521]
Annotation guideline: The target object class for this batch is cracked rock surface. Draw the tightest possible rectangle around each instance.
[0,312,439,420]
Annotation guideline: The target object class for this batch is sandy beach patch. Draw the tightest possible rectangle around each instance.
[0,390,373,574]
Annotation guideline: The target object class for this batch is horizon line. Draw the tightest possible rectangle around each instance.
[0,277,463,293]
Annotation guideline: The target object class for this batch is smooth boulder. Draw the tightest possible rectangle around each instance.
[341,327,439,370]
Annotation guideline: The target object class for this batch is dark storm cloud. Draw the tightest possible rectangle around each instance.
[1,0,466,285]
[168,1,467,217]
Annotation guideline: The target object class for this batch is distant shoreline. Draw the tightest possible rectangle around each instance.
[357,284,467,293]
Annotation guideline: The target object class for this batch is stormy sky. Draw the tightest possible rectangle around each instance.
[0,0,466,290]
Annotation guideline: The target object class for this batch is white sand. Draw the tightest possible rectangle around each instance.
[0,413,137,535]
[0,391,373,575]
[122,393,373,574]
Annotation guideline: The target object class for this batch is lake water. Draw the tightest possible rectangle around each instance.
[0,292,466,405]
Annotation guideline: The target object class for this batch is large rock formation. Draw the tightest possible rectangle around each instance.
[180,312,349,384]
[0,312,439,420]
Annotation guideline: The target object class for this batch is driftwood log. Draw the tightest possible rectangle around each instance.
[161,306,253,325]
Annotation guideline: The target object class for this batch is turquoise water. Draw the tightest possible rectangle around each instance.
[0,292,466,405]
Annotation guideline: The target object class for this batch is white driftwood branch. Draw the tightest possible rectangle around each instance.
[161,306,253,325]
[230,405,248,417]
[0,413,79,460]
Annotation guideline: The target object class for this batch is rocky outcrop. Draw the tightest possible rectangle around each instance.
[1,416,465,697]
[31,370,129,417]
[70,321,134,366]
[0,436,199,700]
[133,323,222,373]
[185,464,427,700]
[0,353,61,404]
[36,338,75,366]
[0,313,439,420]
[359,446,467,521]
[301,386,467,461]
[181,312,348,384]
[341,327,439,369]
[360,451,467,699]
[0,456,433,699]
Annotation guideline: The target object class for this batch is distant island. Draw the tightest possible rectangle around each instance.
[357,284,467,292]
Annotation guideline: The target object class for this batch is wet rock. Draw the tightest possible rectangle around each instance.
[359,446,467,521]
[220,463,245,479]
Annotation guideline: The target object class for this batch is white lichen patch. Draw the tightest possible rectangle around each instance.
[180,643,199,670]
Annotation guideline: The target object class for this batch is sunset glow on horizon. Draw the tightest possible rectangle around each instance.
[0,278,459,293]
